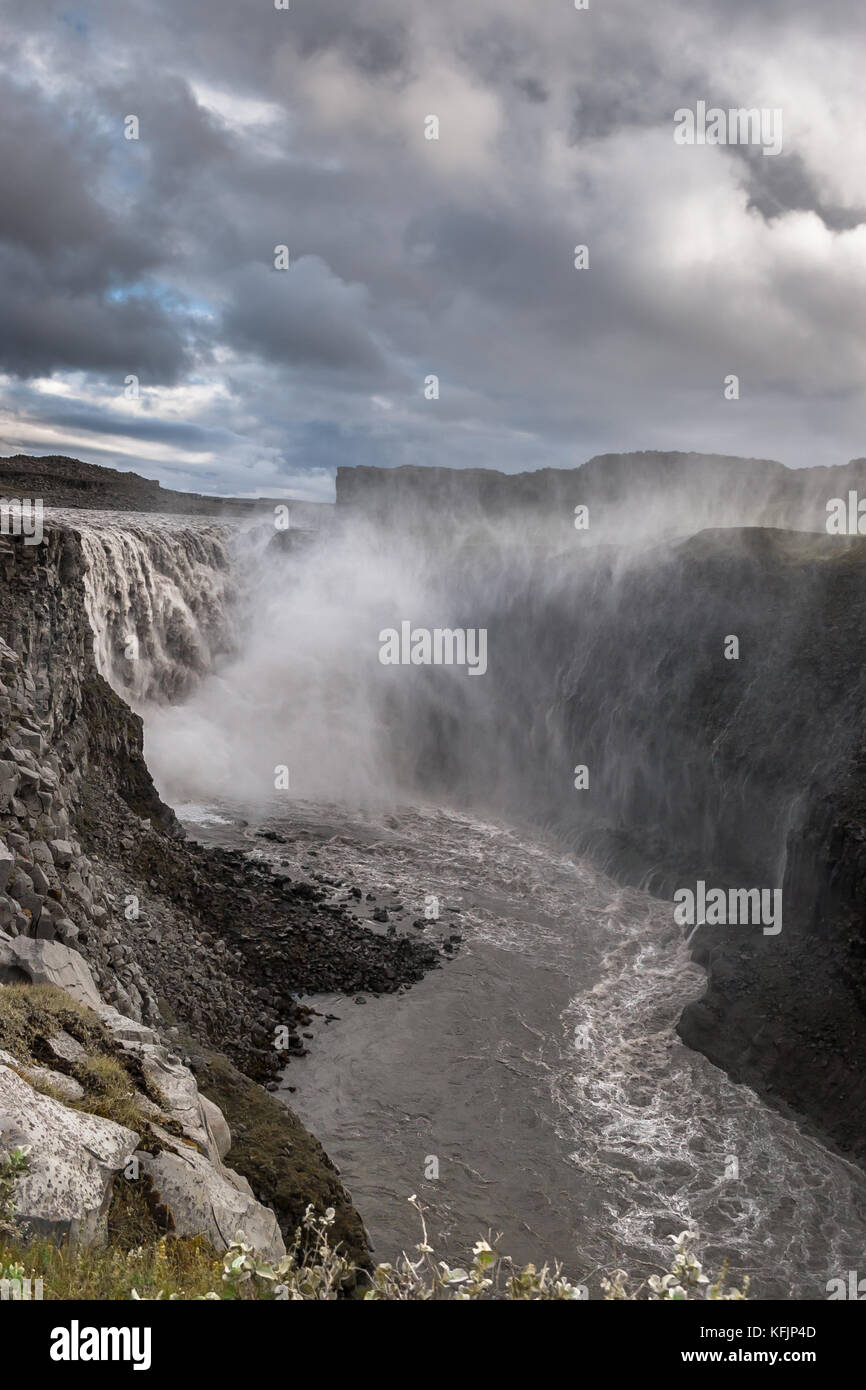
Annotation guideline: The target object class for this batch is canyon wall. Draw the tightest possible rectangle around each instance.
[337,450,866,543]
[5,449,864,1181]
[336,465,866,1163]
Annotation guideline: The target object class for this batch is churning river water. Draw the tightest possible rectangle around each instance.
[180,797,866,1301]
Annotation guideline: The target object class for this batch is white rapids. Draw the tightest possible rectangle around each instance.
[190,798,866,1301]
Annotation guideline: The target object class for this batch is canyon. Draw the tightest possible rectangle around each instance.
[1,448,865,1294]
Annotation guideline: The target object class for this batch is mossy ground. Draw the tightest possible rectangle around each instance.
[182,1038,371,1270]
[0,982,180,1141]
[0,982,107,1064]
[0,982,364,1297]
[0,1231,236,1300]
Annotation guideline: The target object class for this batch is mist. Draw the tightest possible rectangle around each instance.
[73,456,866,902]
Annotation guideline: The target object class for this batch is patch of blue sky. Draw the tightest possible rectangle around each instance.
[105,283,215,318]
[59,10,90,39]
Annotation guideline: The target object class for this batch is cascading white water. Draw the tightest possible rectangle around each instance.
[53,509,239,706]
[137,515,476,807]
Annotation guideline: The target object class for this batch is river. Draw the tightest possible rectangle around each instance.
[179,795,866,1300]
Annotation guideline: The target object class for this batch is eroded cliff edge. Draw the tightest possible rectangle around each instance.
[0,519,435,1262]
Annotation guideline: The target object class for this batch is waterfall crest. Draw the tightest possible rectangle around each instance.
[56,510,239,705]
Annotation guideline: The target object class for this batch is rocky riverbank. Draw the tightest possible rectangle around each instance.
[0,513,442,1263]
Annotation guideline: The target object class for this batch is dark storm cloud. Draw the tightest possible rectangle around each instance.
[734,148,866,231]
[289,8,409,75]
[0,0,864,493]
[95,68,236,200]
[0,79,155,286]
[222,260,388,376]
[515,78,548,106]
[0,278,193,380]
[0,71,196,380]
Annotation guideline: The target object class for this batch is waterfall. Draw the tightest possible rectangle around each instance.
[60,511,239,706]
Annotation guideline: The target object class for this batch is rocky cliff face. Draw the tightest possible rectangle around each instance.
[0,516,437,1262]
[0,600,292,1258]
[336,470,866,1166]
[337,451,866,543]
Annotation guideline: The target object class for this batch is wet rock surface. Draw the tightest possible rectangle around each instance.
[0,520,440,1255]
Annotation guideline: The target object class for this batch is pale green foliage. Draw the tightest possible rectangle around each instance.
[170,1197,584,1301]
[166,1200,746,1302]
[362,1197,582,1300]
[602,1229,750,1301]
[221,1203,349,1301]
[0,1145,30,1237]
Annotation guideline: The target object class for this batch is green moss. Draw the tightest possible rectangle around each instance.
[181,1040,371,1272]
[0,983,186,1148]
[71,1054,151,1133]
[107,1169,175,1246]
[0,982,107,1065]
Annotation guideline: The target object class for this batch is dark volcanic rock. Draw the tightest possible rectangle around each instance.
[0,452,331,525]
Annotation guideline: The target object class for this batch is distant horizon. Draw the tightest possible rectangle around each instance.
[5,444,866,507]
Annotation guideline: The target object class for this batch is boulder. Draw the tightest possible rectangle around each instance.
[29,864,51,896]
[65,871,93,912]
[55,919,79,946]
[15,766,42,810]
[200,1096,232,1160]
[0,763,19,813]
[0,841,14,887]
[46,1030,87,1066]
[136,1045,213,1157]
[96,1008,158,1046]
[0,1064,138,1246]
[48,840,75,868]
[136,1142,285,1261]
[0,937,102,1009]
[17,730,44,756]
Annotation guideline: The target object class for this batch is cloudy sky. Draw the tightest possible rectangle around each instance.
[0,0,865,500]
